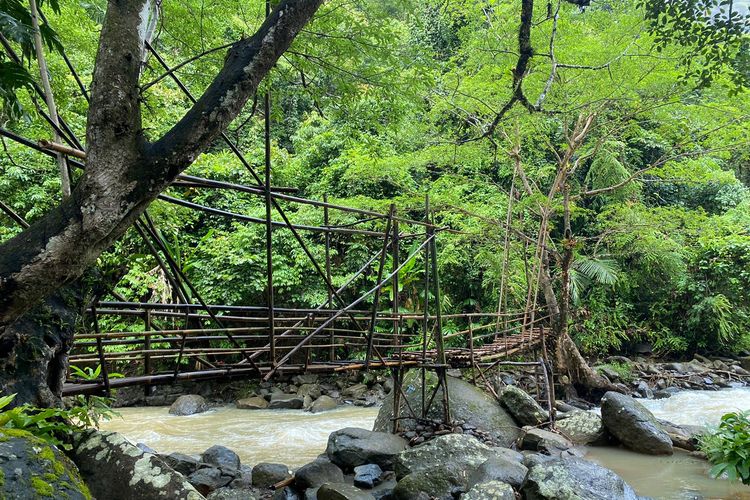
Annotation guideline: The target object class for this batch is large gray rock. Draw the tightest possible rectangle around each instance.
[326,427,407,471]
[373,371,521,447]
[392,465,465,500]
[499,385,549,426]
[269,394,305,409]
[600,391,673,455]
[467,456,528,488]
[520,427,573,454]
[202,445,241,471]
[236,396,269,410]
[170,394,210,416]
[0,429,90,500]
[298,384,323,399]
[658,419,705,451]
[188,467,234,495]
[295,460,345,489]
[311,395,338,413]
[253,463,292,488]
[160,452,202,476]
[463,480,515,500]
[395,434,498,480]
[74,430,202,500]
[556,411,607,445]
[318,482,375,500]
[521,457,644,499]
[207,488,257,500]
[353,464,383,489]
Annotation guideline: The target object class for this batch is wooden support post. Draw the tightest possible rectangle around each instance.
[392,367,402,434]
[264,2,276,364]
[144,310,152,397]
[469,322,476,385]
[324,195,334,362]
[173,309,190,379]
[421,194,430,418]
[91,306,111,397]
[428,206,450,425]
[365,206,394,370]
[392,214,400,354]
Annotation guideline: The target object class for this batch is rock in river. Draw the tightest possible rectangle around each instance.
[373,371,521,447]
[318,482,375,500]
[463,480,515,500]
[555,410,607,445]
[326,427,407,471]
[499,385,549,426]
[202,444,241,471]
[601,391,673,455]
[521,457,645,500]
[236,396,269,410]
[253,462,292,488]
[169,394,209,416]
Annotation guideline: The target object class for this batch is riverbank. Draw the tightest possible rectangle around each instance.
[97,380,750,499]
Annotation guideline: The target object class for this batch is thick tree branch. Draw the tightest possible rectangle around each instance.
[0,0,324,329]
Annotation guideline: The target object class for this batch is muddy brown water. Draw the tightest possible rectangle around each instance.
[102,388,750,498]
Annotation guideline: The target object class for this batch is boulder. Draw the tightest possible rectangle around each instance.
[393,465,466,500]
[252,463,292,488]
[467,456,528,489]
[373,371,521,447]
[0,429,90,500]
[343,384,369,399]
[494,447,525,463]
[236,396,269,410]
[274,487,302,500]
[555,410,607,445]
[353,464,383,488]
[326,427,407,471]
[169,394,210,416]
[520,428,573,454]
[600,391,673,455]
[658,419,705,452]
[311,395,338,413]
[188,467,234,495]
[395,434,497,480]
[269,394,305,410]
[298,384,323,399]
[202,445,241,471]
[74,430,202,500]
[294,374,319,385]
[521,457,644,499]
[499,386,549,426]
[207,488,257,500]
[463,480,515,500]
[295,460,345,489]
[160,452,202,476]
[318,482,376,500]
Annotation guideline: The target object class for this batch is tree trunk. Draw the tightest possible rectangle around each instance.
[0,0,323,406]
[0,292,79,407]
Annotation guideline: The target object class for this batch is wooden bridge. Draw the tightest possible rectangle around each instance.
[0,19,554,425]
[63,303,549,397]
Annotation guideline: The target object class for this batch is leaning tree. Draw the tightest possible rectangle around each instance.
[0,0,323,407]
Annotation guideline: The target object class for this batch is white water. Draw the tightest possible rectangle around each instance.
[102,388,750,498]
[101,405,379,467]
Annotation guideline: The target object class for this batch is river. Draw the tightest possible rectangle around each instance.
[101,388,750,499]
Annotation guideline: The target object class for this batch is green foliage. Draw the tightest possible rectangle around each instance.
[69,365,124,381]
[0,394,118,451]
[1,0,749,365]
[596,361,634,383]
[701,411,750,484]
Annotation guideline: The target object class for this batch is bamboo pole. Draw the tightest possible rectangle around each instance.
[28,0,70,198]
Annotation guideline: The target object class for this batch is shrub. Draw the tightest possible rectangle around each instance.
[700,411,750,484]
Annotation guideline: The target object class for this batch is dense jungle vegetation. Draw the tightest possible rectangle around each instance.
[1,0,749,364]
